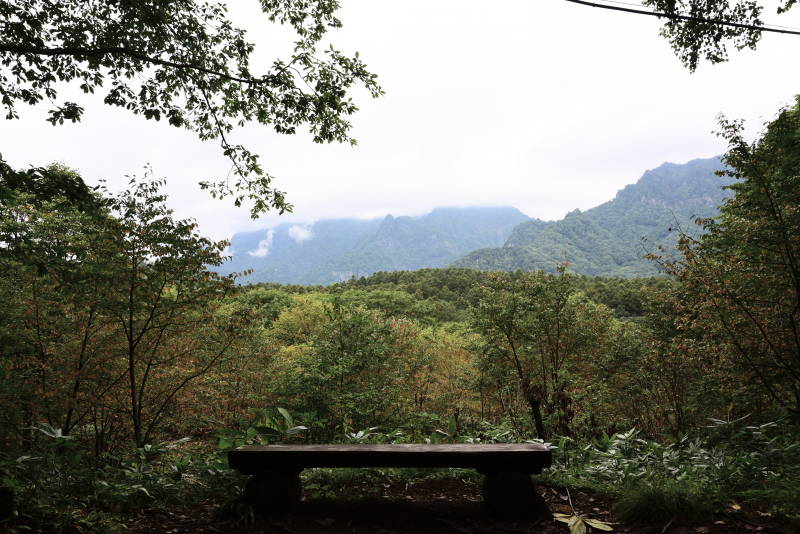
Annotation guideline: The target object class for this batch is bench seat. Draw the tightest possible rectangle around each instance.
[228,443,552,475]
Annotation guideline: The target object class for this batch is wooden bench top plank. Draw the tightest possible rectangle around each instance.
[228,443,552,472]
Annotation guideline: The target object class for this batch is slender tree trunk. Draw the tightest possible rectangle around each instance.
[527,397,546,441]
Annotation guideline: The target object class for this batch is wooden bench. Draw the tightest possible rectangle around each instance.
[228,443,552,516]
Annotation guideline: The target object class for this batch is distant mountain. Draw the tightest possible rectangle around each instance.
[220,158,732,283]
[221,207,530,284]
[449,157,732,277]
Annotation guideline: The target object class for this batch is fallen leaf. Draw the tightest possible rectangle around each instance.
[715,521,726,525]
[554,513,573,523]
[585,518,615,531]
[554,513,614,534]
[554,504,574,514]
[569,516,587,534]
[730,504,741,510]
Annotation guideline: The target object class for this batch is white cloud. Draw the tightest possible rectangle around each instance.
[247,229,274,257]
[288,225,313,243]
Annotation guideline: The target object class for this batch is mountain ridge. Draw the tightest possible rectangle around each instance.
[223,206,529,284]
[449,157,731,276]
[218,156,732,284]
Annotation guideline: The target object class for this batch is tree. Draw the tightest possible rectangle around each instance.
[565,0,798,72]
[99,174,248,447]
[470,266,614,439]
[643,0,775,71]
[0,184,107,448]
[0,0,383,216]
[0,169,250,449]
[273,291,419,439]
[0,155,99,214]
[652,97,800,413]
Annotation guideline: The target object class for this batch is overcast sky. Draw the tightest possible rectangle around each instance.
[3,0,800,242]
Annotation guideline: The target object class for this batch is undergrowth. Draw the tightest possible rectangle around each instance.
[2,409,798,531]
[530,410,800,523]
[0,425,245,533]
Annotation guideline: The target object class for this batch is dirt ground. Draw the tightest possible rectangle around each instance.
[128,479,795,534]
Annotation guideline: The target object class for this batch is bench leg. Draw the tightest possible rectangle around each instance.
[243,469,302,514]
[482,470,546,517]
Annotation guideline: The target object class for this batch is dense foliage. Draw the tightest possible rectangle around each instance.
[651,97,800,414]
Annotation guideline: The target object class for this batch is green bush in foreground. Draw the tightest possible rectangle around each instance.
[614,478,718,524]
[530,411,800,520]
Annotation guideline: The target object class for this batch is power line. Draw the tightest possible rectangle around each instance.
[561,0,800,36]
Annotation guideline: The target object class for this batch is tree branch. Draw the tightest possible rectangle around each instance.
[0,44,294,87]
[560,0,800,35]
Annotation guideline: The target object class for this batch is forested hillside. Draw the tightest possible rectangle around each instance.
[254,267,671,324]
[224,218,384,284]
[224,207,529,284]
[451,157,732,276]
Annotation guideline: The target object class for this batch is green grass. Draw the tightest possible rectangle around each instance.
[613,479,719,524]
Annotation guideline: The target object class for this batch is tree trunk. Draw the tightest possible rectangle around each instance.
[527,397,546,440]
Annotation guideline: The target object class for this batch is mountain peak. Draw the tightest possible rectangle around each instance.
[450,156,734,278]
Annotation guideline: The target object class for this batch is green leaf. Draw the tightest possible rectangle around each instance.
[278,407,294,426]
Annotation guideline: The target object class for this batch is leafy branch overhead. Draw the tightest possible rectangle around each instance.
[565,0,798,72]
[0,0,384,217]
[643,0,768,71]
